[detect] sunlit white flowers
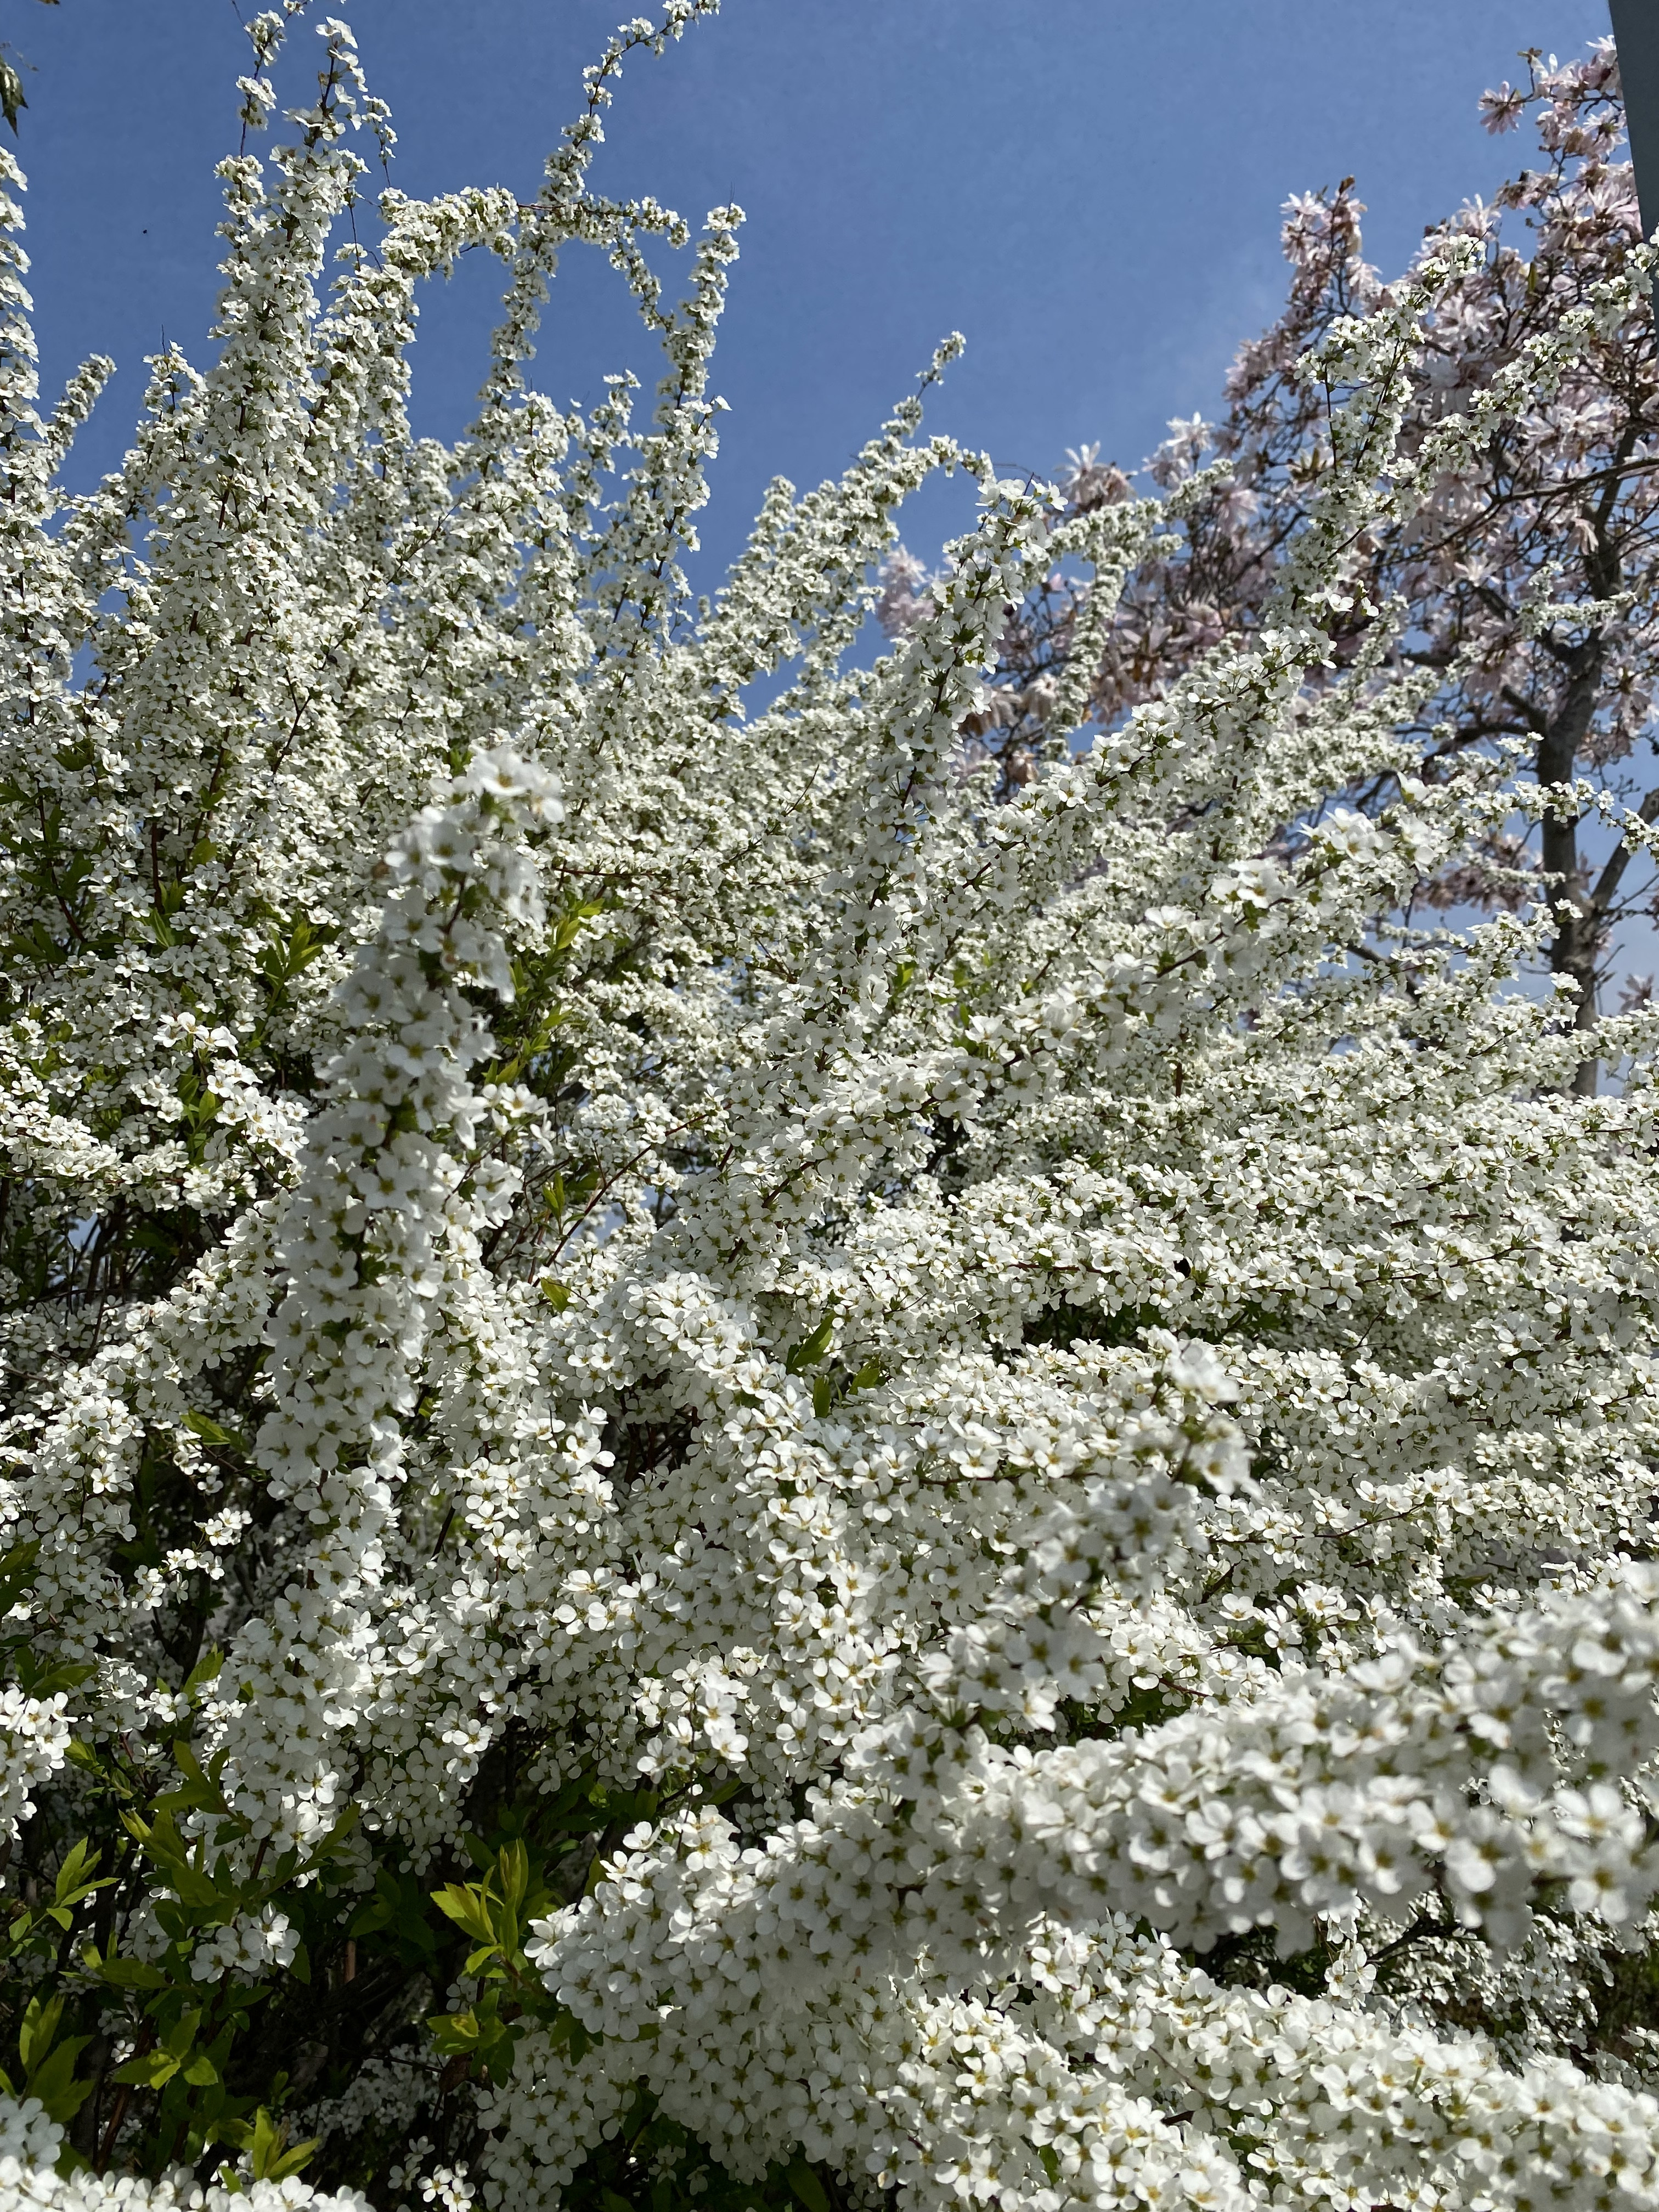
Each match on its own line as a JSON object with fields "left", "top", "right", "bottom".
{"left": 4, "top": 9, "right": 1659, "bottom": 2212}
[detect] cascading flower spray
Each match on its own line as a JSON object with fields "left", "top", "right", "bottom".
{"left": 3, "top": 12, "right": 1659, "bottom": 2212}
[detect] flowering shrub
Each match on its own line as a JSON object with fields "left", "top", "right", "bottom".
{"left": 5, "top": 9, "right": 1659, "bottom": 2212}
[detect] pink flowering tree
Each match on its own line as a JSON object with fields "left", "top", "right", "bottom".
{"left": 901, "top": 42, "right": 1659, "bottom": 1090}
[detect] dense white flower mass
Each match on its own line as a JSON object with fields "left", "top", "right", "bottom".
{"left": 4, "top": 8, "right": 1659, "bottom": 2212}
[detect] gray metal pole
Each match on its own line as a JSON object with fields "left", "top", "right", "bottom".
{"left": 1611, "top": 0, "right": 1659, "bottom": 238}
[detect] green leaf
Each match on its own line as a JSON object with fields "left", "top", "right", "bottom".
{"left": 546, "top": 2005, "right": 600, "bottom": 2062}
{"left": 786, "top": 2156, "right": 831, "bottom": 2212}
{"left": 250, "top": 2108, "right": 279, "bottom": 2179}
{"left": 346, "top": 1888, "right": 393, "bottom": 1938}
{"left": 161, "top": 1859, "right": 225, "bottom": 1912}
{"left": 313, "top": 1802, "right": 359, "bottom": 1856}
{"left": 112, "top": 2047, "right": 180, "bottom": 2090}
{"left": 14, "top": 1656, "right": 92, "bottom": 1700}
{"left": 243, "top": 2105, "right": 318, "bottom": 2182}
{"left": 183, "top": 1647, "right": 225, "bottom": 1697}
{"left": 431, "top": 1881, "right": 497, "bottom": 1947}
{"left": 427, "top": 2007, "right": 483, "bottom": 2054}
{"left": 496, "top": 1838, "right": 529, "bottom": 1915}
{"left": 553, "top": 896, "right": 605, "bottom": 953}
{"left": 150, "top": 1740, "right": 229, "bottom": 1819}
{"left": 184, "top": 1412, "right": 241, "bottom": 1451}
{"left": 19, "top": 1993, "right": 62, "bottom": 2072}
{"left": 127, "top": 1810, "right": 231, "bottom": 1909}
{"left": 1038, "top": 2145, "right": 1060, "bottom": 2186}
{"left": 350, "top": 1865, "right": 437, "bottom": 1963}
{"left": 540, "top": 1279, "right": 571, "bottom": 1312}
{"left": 0, "top": 1538, "right": 39, "bottom": 1609}
{"left": 97, "top": 1956, "right": 170, "bottom": 1990}
{"left": 266, "top": 2140, "right": 321, "bottom": 2184}
{"left": 25, "top": 2037, "right": 93, "bottom": 2124}
{"left": 785, "top": 1311, "right": 835, "bottom": 1375}
{"left": 53, "top": 1838, "right": 105, "bottom": 1908}
{"left": 811, "top": 1374, "right": 833, "bottom": 1419}
{"left": 541, "top": 1166, "right": 600, "bottom": 1222}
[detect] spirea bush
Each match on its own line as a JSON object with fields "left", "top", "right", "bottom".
{"left": 6, "top": 8, "right": 1659, "bottom": 2211}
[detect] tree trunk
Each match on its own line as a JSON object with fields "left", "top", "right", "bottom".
{"left": 1536, "top": 637, "right": 1606, "bottom": 1095}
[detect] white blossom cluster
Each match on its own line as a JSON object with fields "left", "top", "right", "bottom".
{"left": 2, "top": 2080, "right": 366, "bottom": 2210}
{"left": 5, "top": 7, "right": 1659, "bottom": 2209}
{"left": 1, "top": 2096, "right": 69, "bottom": 2183}
{"left": 3, "top": 2160, "right": 369, "bottom": 2212}
{"left": 0, "top": 1686, "right": 69, "bottom": 1840}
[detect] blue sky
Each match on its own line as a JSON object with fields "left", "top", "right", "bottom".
{"left": 16, "top": 0, "right": 1613, "bottom": 579}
